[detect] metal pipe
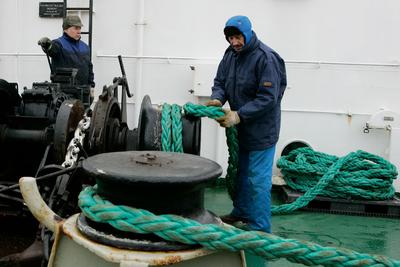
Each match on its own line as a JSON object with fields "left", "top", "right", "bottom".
{"left": 281, "top": 108, "right": 371, "bottom": 117}
{"left": 0, "top": 166, "right": 76, "bottom": 194}
{"left": 19, "top": 177, "right": 61, "bottom": 232}
{"left": 133, "top": 0, "right": 146, "bottom": 126}
{"left": 95, "top": 54, "right": 400, "bottom": 68}
{"left": 0, "top": 193, "right": 24, "bottom": 203}
{"left": 1, "top": 52, "right": 399, "bottom": 68}
{"left": 15, "top": 0, "right": 20, "bottom": 82}
{"left": 0, "top": 53, "right": 45, "bottom": 57}
{"left": 89, "top": 0, "right": 93, "bottom": 60}
{"left": 285, "top": 60, "right": 400, "bottom": 68}
{"left": 97, "top": 54, "right": 218, "bottom": 62}
{"left": 1, "top": 128, "right": 48, "bottom": 145}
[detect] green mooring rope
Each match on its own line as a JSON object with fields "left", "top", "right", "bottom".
{"left": 162, "top": 103, "right": 239, "bottom": 198}
{"left": 161, "top": 103, "right": 184, "bottom": 152}
{"left": 272, "top": 147, "right": 398, "bottom": 214}
{"left": 78, "top": 186, "right": 400, "bottom": 267}
{"left": 161, "top": 103, "right": 398, "bottom": 215}
{"left": 77, "top": 103, "right": 400, "bottom": 266}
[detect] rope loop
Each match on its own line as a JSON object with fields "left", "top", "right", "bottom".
{"left": 161, "top": 103, "right": 239, "bottom": 199}
{"left": 161, "top": 103, "right": 172, "bottom": 152}
{"left": 272, "top": 147, "right": 398, "bottom": 214}
{"left": 78, "top": 186, "right": 400, "bottom": 267}
{"left": 171, "top": 104, "right": 183, "bottom": 152}
{"left": 161, "top": 103, "right": 399, "bottom": 211}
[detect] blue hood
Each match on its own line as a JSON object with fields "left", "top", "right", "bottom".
{"left": 224, "top": 15, "right": 253, "bottom": 45}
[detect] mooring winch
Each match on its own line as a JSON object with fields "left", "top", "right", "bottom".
{"left": 0, "top": 57, "right": 201, "bottom": 214}
{"left": 0, "top": 55, "right": 202, "bottom": 265}
{"left": 0, "top": 72, "right": 86, "bottom": 183}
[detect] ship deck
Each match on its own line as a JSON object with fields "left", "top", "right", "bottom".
{"left": 204, "top": 185, "right": 400, "bottom": 266}
{"left": 1, "top": 185, "right": 399, "bottom": 266}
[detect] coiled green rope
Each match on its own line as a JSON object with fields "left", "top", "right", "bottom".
{"left": 161, "top": 102, "right": 399, "bottom": 216}
{"left": 161, "top": 103, "right": 398, "bottom": 214}
{"left": 161, "top": 103, "right": 184, "bottom": 152}
{"left": 272, "top": 147, "right": 398, "bottom": 214}
{"left": 78, "top": 186, "right": 400, "bottom": 267}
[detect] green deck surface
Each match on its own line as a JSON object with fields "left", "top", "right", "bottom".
{"left": 204, "top": 186, "right": 400, "bottom": 266}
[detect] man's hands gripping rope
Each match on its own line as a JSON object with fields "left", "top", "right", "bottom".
{"left": 205, "top": 99, "right": 240, "bottom": 128}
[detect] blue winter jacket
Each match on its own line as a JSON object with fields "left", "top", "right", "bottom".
{"left": 211, "top": 32, "right": 287, "bottom": 150}
{"left": 48, "top": 32, "right": 95, "bottom": 87}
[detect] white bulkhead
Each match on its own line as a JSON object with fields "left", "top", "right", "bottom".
{"left": 1, "top": 0, "right": 400, "bottom": 190}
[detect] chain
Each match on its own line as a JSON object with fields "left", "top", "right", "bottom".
{"left": 62, "top": 114, "right": 91, "bottom": 168}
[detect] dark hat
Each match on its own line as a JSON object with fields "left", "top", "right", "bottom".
{"left": 224, "top": 26, "right": 242, "bottom": 38}
{"left": 62, "top": 15, "right": 83, "bottom": 30}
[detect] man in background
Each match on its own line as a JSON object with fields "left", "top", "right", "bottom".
{"left": 38, "top": 15, "right": 95, "bottom": 88}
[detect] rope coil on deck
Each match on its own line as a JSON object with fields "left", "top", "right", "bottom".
{"left": 78, "top": 186, "right": 400, "bottom": 267}
{"left": 161, "top": 103, "right": 398, "bottom": 214}
{"left": 273, "top": 147, "right": 398, "bottom": 214}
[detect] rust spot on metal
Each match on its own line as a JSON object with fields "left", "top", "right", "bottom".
{"left": 347, "top": 114, "right": 352, "bottom": 124}
{"left": 54, "top": 214, "right": 63, "bottom": 222}
{"left": 151, "top": 255, "right": 183, "bottom": 266}
{"left": 62, "top": 227, "right": 73, "bottom": 239}
{"left": 135, "top": 153, "right": 161, "bottom": 166}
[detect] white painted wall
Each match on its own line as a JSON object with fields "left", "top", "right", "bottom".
{"left": 1, "top": 0, "right": 400, "bottom": 189}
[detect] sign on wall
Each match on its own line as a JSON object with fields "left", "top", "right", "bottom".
{"left": 39, "top": 2, "right": 64, "bottom": 18}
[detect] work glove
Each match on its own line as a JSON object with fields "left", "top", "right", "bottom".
{"left": 205, "top": 99, "right": 222, "bottom": 107}
{"left": 216, "top": 109, "right": 240, "bottom": 128}
{"left": 38, "top": 37, "right": 52, "bottom": 52}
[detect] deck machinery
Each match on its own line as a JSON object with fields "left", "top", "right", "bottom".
{"left": 0, "top": 56, "right": 201, "bottom": 265}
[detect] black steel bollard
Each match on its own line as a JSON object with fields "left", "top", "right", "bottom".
{"left": 78, "top": 151, "right": 222, "bottom": 251}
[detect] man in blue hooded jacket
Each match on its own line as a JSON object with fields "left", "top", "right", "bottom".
{"left": 207, "top": 15, "right": 286, "bottom": 233}
{"left": 38, "top": 15, "right": 95, "bottom": 87}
